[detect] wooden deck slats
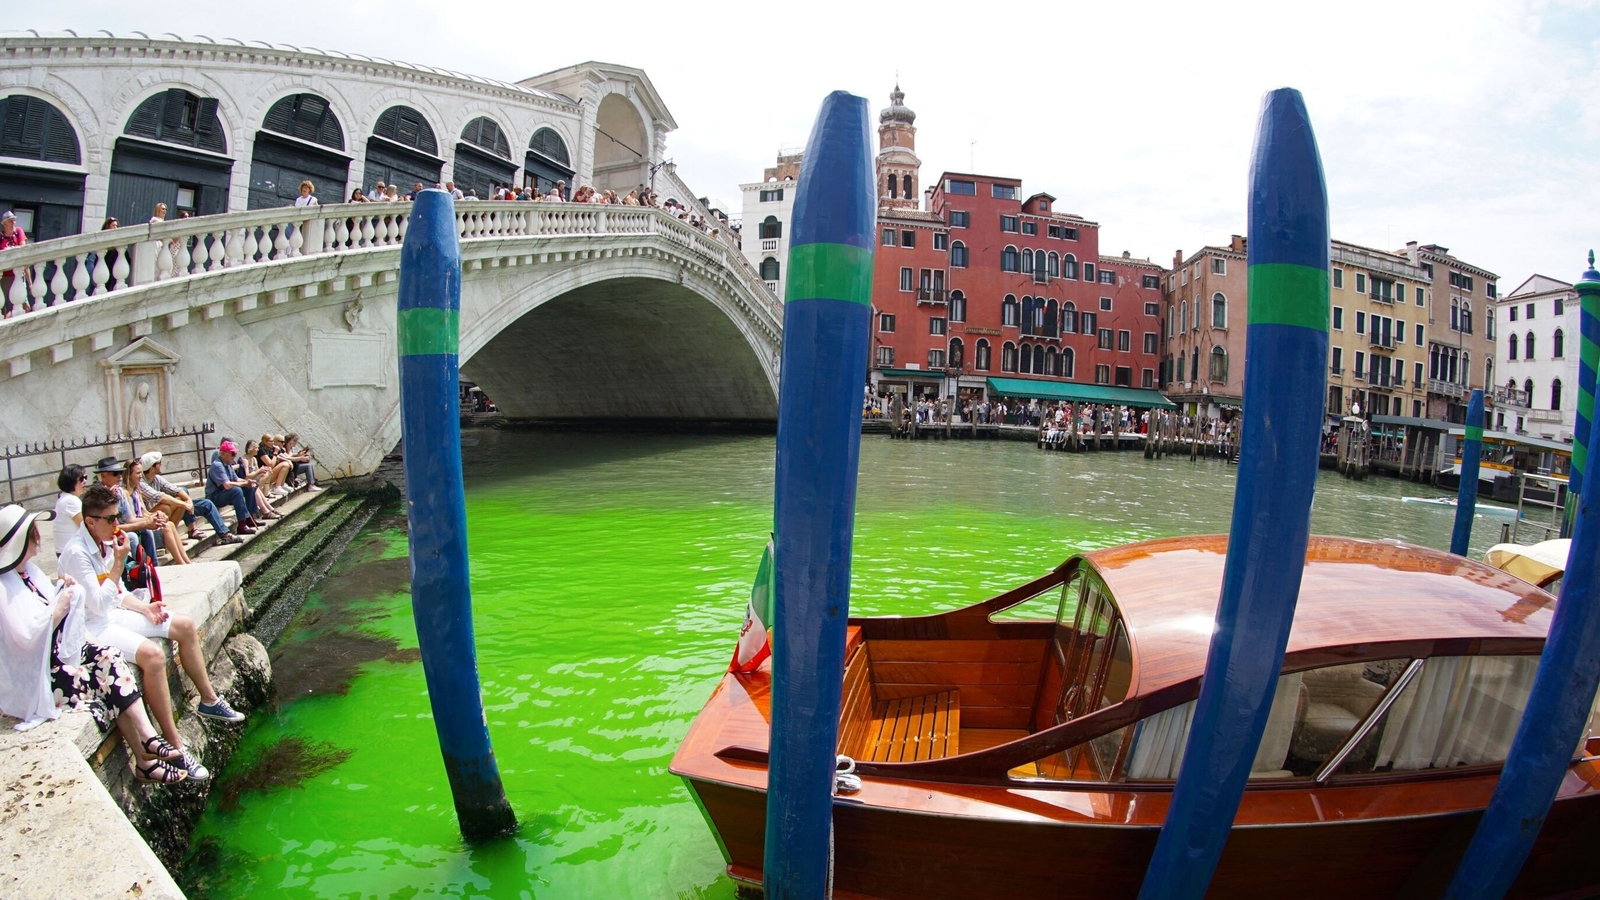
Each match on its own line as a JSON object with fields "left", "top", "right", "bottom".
{"left": 838, "top": 642, "right": 876, "bottom": 757}
{"left": 868, "top": 639, "right": 1049, "bottom": 663}
{"left": 863, "top": 691, "right": 961, "bottom": 763}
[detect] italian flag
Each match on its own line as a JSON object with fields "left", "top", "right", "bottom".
{"left": 730, "top": 536, "right": 775, "bottom": 673}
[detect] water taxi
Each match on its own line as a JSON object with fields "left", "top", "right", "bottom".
{"left": 672, "top": 535, "right": 1600, "bottom": 899}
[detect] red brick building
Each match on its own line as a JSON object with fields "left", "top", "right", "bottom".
{"left": 866, "top": 89, "right": 1165, "bottom": 407}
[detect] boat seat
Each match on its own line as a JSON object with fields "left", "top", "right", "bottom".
{"left": 1291, "top": 667, "right": 1386, "bottom": 762}
{"left": 863, "top": 691, "right": 961, "bottom": 763}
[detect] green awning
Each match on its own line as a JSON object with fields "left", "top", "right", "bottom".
{"left": 877, "top": 367, "right": 944, "bottom": 380}
{"left": 985, "top": 377, "right": 1176, "bottom": 409}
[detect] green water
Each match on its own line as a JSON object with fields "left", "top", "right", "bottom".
{"left": 184, "top": 431, "right": 1504, "bottom": 899}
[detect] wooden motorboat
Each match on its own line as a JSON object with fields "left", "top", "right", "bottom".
{"left": 671, "top": 535, "right": 1600, "bottom": 899}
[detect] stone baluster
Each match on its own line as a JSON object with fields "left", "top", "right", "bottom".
{"left": 92, "top": 249, "right": 111, "bottom": 294}
{"left": 334, "top": 216, "right": 350, "bottom": 251}
{"left": 397, "top": 213, "right": 408, "bottom": 243}
{"left": 209, "top": 231, "right": 227, "bottom": 271}
{"left": 6, "top": 269, "right": 28, "bottom": 311}
{"left": 47, "top": 257, "right": 68, "bottom": 306}
{"left": 188, "top": 233, "right": 208, "bottom": 276}
{"left": 111, "top": 245, "right": 130, "bottom": 290}
{"left": 323, "top": 218, "right": 339, "bottom": 252}
{"left": 289, "top": 221, "right": 305, "bottom": 257}
{"left": 70, "top": 251, "right": 91, "bottom": 301}
{"left": 175, "top": 236, "right": 192, "bottom": 276}
{"left": 242, "top": 227, "right": 259, "bottom": 264}
{"left": 272, "top": 225, "right": 290, "bottom": 260}
{"left": 154, "top": 240, "right": 173, "bottom": 281}
{"left": 357, "top": 216, "right": 373, "bottom": 247}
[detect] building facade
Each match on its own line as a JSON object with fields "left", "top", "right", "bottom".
{"left": 1163, "top": 238, "right": 1248, "bottom": 420}
{"left": 0, "top": 32, "right": 697, "bottom": 241}
{"left": 1494, "top": 274, "right": 1578, "bottom": 440}
{"left": 738, "top": 150, "right": 801, "bottom": 298}
{"left": 1404, "top": 242, "right": 1499, "bottom": 423}
{"left": 1326, "top": 241, "right": 1433, "bottom": 421}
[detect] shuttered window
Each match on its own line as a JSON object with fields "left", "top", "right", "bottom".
{"left": 0, "top": 95, "right": 81, "bottom": 164}
{"left": 261, "top": 94, "right": 344, "bottom": 150}
{"left": 124, "top": 90, "right": 226, "bottom": 154}
{"left": 372, "top": 106, "right": 439, "bottom": 156}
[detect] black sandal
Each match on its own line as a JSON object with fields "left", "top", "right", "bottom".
{"left": 140, "top": 736, "right": 183, "bottom": 762}
{"left": 134, "top": 758, "right": 188, "bottom": 784}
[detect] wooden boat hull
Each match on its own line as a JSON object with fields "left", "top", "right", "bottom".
{"left": 685, "top": 775, "right": 1600, "bottom": 900}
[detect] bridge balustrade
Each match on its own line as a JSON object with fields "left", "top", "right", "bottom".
{"left": 0, "top": 202, "right": 778, "bottom": 324}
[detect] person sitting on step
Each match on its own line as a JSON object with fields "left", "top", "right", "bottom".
{"left": 0, "top": 505, "right": 190, "bottom": 784}
{"left": 138, "top": 452, "right": 241, "bottom": 545}
{"left": 238, "top": 441, "right": 283, "bottom": 520}
{"left": 122, "top": 458, "right": 191, "bottom": 565}
{"left": 280, "top": 433, "right": 322, "bottom": 493}
{"left": 57, "top": 484, "right": 246, "bottom": 781}
{"left": 206, "top": 440, "right": 260, "bottom": 535}
{"left": 95, "top": 457, "right": 160, "bottom": 565}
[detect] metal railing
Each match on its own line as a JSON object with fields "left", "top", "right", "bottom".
{"left": 1493, "top": 386, "right": 1531, "bottom": 407}
{"left": 2, "top": 424, "right": 214, "bottom": 510}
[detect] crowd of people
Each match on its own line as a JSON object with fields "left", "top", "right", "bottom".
{"left": 867, "top": 391, "right": 1239, "bottom": 450}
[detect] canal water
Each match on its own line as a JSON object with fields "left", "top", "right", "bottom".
{"left": 182, "top": 430, "right": 1508, "bottom": 899}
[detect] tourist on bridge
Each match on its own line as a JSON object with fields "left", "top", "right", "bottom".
{"left": 1, "top": 210, "right": 30, "bottom": 317}
{"left": 137, "top": 453, "right": 240, "bottom": 546}
{"left": 293, "top": 180, "right": 318, "bottom": 208}
{"left": 206, "top": 440, "right": 261, "bottom": 536}
{"left": 0, "top": 505, "right": 195, "bottom": 783}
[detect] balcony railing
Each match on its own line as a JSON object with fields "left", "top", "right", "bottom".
{"left": 1493, "top": 386, "right": 1531, "bottom": 407}
{"left": 760, "top": 238, "right": 778, "bottom": 251}
{"left": 916, "top": 288, "right": 948, "bottom": 305}
{"left": 1428, "top": 379, "right": 1468, "bottom": 399}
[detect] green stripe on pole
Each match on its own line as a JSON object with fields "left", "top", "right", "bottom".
{"left": 1467, "top": 425, "right": 1483, "bottom": 442}
{"left": 1577, "top": 328, "right": 1600, "bottom": 480}
{"left": 785, "top": 242, "right": 873, "bottom": 305}
{"left": 398, "top": 307, "right": 460, "bottom": 356}
{"left": 1247, "top": 263, "right": 1330, "bottom": 331}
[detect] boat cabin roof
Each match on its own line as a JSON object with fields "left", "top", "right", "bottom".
{"left": 1085, "top": 535, "right": 1554, "bottom": 699}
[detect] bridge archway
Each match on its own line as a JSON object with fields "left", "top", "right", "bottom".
{"left": 593, "top": 92, "right": 648, "bottom": 194}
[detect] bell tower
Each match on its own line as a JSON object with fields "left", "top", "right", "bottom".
{"left": 877, "top": 84, "right": 921, "bottom": 211}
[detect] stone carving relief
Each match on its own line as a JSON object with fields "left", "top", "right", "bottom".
{"left": 101, "top": 337, "right": 180, "bottom": 437}
{"left": 343, "top": 293, "right": 365, "bottom": 331}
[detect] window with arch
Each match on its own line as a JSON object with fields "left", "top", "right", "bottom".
{"left": 1034, "top": 250, "right": 1048, "bottom": 282}
{"left": 1062, "top": 301, "right": 1078, "bottom": 334}
{"left": 1212, "top": 292, "right": 1227, "bottom": 329}
{"left": 1554, "top": 328, "right": 1566, "bottom": 358}
{"left": 1553, "top": 378, "right": 1564, "bottom": 411}
{"left": 1063, "top": 347, "right": 1076, "bottom": 379}
{"left": 1062, "top": 254, "right": 1078, "bottom": 280}
{"left": 125, "top": 88, "right": 226, "bottom": 153}
{"left": 1209, "top": 346, "right": 1228, "bottom": 383}
{"left": 529, "top": 127, "right": 570, "bottom": 166}
{"left": 1525, "top": 378, "right": 1535, "bottom": 401}
{"left": 887, "top": 173, "right": 898, "bottom": 199}
{"left": 0, "top": 95, "right": 82, "bottom": 164}
{"left": 1048, "top": 251, "right": 1059, "bottom": 278}
{"left": 1525, "top": 331, "right": 1536, "bottom": 360}
{"left": 1179, "top": 301, "right": 1188, "bottom": 333}
{"left": 759, "top": 216, "right": 782, "bottom": 240}
{"left": 949, "top": 290, "right": 967, "bottom": 323}
{"left": 1021, "top": 297, "right": 1036, "bottom": 336}
{"left": 1045, "top": 347, "right": 1059, "bottom": 377}
{"left": 1191, "top": 348, "right": 1200, "bottom": 382}
{"left": 951, "top": 241, "right": 968, "bottom": 268}
{"left": 1486, "top": 359, "right": 1494, "bottom": 393}
{"left": 949, "top": 337, "right": 965, "bottom": 369}
{"left": 1508, "top": 333, "right": 1519, "bottom": 360}
{"left": 1003, "top": 246, "right": 1021, "bottom": 273}
{"left": 262, "top": 93, "right": 344, "bottom": 149}
{"left": 760, "top": 257, "right": 780, "bottom": 281}
{"left": 903, "top": 174, "right": 913, "bottom": 196}
{"left": 1045, "top": 299, "right": 1059, "bottom": 337}
{"left": 1033, "top": 345, "right": 1047, "bottom": 375}
{"left": 373, "top": 105, "right": 439, "bottom": 155}
{"left": 976, "top": 339, "right": 992, "bottom": 371}
{"left": 1002, "top": 295, "right": 1021, "bottom": 327}
{"left": 1020, "top": 342, "right": 1034, "bottom": 374}
{"left": 1002, "top": 341, "right": 1019, "bottom": 372}
{"left": 461, "top": 116, "right": 512, "bottom": 159}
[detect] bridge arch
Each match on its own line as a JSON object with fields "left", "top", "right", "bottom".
{"left": 593, "top": 91, "right": 650, "bottom": 193}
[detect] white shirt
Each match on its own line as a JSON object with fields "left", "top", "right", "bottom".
{"left": 52, "top": 493, "right": 80, "bottom": 552}
{"left": 0, "top": 560, "right": 86, "bottom": 730}
{"left": 56, "top": 525, "right": 127, "bottom": 638}
{"left": 293, "top": 194, "right": 318, "bottom": 207}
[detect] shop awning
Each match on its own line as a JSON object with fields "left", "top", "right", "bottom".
{"left": 877, "top": 367, "right": 945, "bottom": 380}
{"left": 985, "top": 377, "right": 1176, "bottom": 409}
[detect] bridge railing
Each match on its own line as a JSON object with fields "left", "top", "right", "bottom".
{"left": 0, "top": 202, "right": 782, "bottom": 326}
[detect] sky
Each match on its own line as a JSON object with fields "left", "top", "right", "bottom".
{"left": 30, "top": 0, "right": 1600, "bottom": 286}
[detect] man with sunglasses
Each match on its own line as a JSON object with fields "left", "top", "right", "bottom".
{"left": 57, "top": 484, "right": 245, "bottom": 781}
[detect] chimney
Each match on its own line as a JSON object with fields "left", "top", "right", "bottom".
{"left": 1230, "top": 234, "right": 1246, "bottom": 253}
{"left": 1174, "top": 250, "right": 1184, "bottom": 268}
{"left": 1122, "top": 250, "right": 1131, "bottom": 258}
{"left": 1404, "top": 241, "right": 1419, "bottom": 264}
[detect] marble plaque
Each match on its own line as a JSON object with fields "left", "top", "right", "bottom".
{"left": 309, "top": 330, "right": 388, "bottom": 389}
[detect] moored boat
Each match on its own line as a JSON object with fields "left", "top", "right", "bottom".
{"left": 671, "top": 534, "right": 1600, "bottom": 899}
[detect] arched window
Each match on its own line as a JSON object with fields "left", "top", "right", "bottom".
{"left": 372, "top": 105, "right": 439, "bottom": 155}
{"left": 529, "top": 128, "right": 570, "bottom": 166}
{"left": 1508, "top": 333, "right": 1519, "bottom": 360}
{"left": 1020, "top": 341, "right": 1034, "bottom": 374}
{"left": 1180, "top": 301, "right": 1188, "bottom": 333}
{"left": 461, "top": 117, "right": 512, "bottom": 159}
{"left": 1212, "top": 292, "right": 1227, "bottom": 329}
{"left": 1191, "top": 348, "right": 1200, "bottom": 382}
{"left": 759, "top": 216, "right": 782, "bottom": 239}
{"left": 760, "top": 256, "right": 780, "bottom": 281}
{"left": 1525, "top": 378, "right": 1535, "bottom": 401}
{"left": 1035, "top": 249, "right": 1047, "bottom": 281}
{"left": 1002, "top": 295, "right": 1020, "bottom": 327}
{"left": 0, "top": 95, "right": 82, "bottom": 164}
{"left": 949, "top": 337, "right": 964, "bottom": 368}
{"left": 1033, "top": 345, "right": 1047, "bottom": 375}
{"left": 1015, "top": 246, "right": 1029, "bottom": 273}
{"left": 1061, "top": 301, "right": 1077, "bottom": 334}
{"left": 1062, "top": 254, "right": 1078, "bottom": 280}
{"left": 887, "top": 173, "right": 898, "bottom": 199}
{"left": 1554, "top": 328, "right": 1565, "bottom": 358}
{"left": 125, "top": 88, "right": 226, "bottom": 153}
{"left": 951, "top": 241, "right": 968, "bottom": 268}
{"left": 1002, "top": 341, "right": 1018, "bottom": 372}
{"left": 949, "top": 290, "right": 967, "bottom": 322}
{"left": 1485, "top": 358, "right": 1494, "bottom": 392}
{"left": 1063, "top": 347, "right": 1075, "bottom": 379}
{"left": 1045, "top": 347, "right": 1059, "bottom": 377}
{"left": 1209, "top": 346, "right": 1228, "bottom": 383}
{"left": 1045, "top": 299, "right": 1059, "bottom": 337}
{"left": 903, "top": 174, "right": 913, "bottom": 196}
{"left": 262, "top": 93, "right": 344, "bottom": 149}
{"left": 1525, "top": 331, "right": 1536, "bottom": 360}
{"left": 1553, "top": 378, "right": 1564, "bottom": 411}
{"left": 1048, "top": 251, "right": 1059, "bottom": 278}
{"left": 976, "top": 339, "right": 992, "bottom": 371}
{"left": 1021, "top": 296, "right": 1036, "bottom": 336}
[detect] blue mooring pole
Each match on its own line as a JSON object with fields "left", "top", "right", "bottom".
{"left": 397, "top": 189, "right": 517, "bottom": 840}
{"left": 1441, "top": 405, "right": 1600, "bottom": 897}
{"left": 1137, "top": 87, "right": 1329, "bottom": 900}
{"left": 1450, "top": 389, "right": 1486, "bottom": 556}
{"left": 762, "top": 91, "right": 875, "bottom": 900}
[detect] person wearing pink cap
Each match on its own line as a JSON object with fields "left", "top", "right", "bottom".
{"left": 205, "top": 440, "right": 260, "bottom": 535}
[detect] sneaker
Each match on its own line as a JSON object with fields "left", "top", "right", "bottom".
{"left": 179, "top": 747, "right": 211, "bottom": 781}
{"left": 197, "top": 698, "right": 246, "bottom": 724}
{"left": 217, "top": 533, "right": 244, "bottom": 545}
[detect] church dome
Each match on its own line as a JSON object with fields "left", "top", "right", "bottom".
{"left": 879, "top": 85, "right": 915, "bottom": 126}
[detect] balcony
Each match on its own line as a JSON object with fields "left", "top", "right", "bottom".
{"left": 917, "top": 288, "right": 948, "bottom": 305}
{"left": 1493, "top": 385, "right": 1531, "bottom": 408}
{"left": 760, "top": 238, "right": 778, "bottom": 251}
{"left": 1428, "top": 379, "right": 1467, "bottom": 399}
{"left": 1329, "top": 365, "right": 1343, "bottom": 376}
{"left": 1368, "top": 331, "right": 1397, "bottom": 350}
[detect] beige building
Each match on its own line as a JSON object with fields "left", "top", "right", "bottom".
{"left": 1326, "top": 241, "right": 1433, "bottom": 421}
{"left": 1163, "top": 236, "right": 1248, "bottom": 419}
{"left": 1403, "top": 242, "right": 1499, "bottom": 423}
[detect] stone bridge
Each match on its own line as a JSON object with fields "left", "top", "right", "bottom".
{"left": 0, "top": 201, "right": 783, "bottom": 477}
